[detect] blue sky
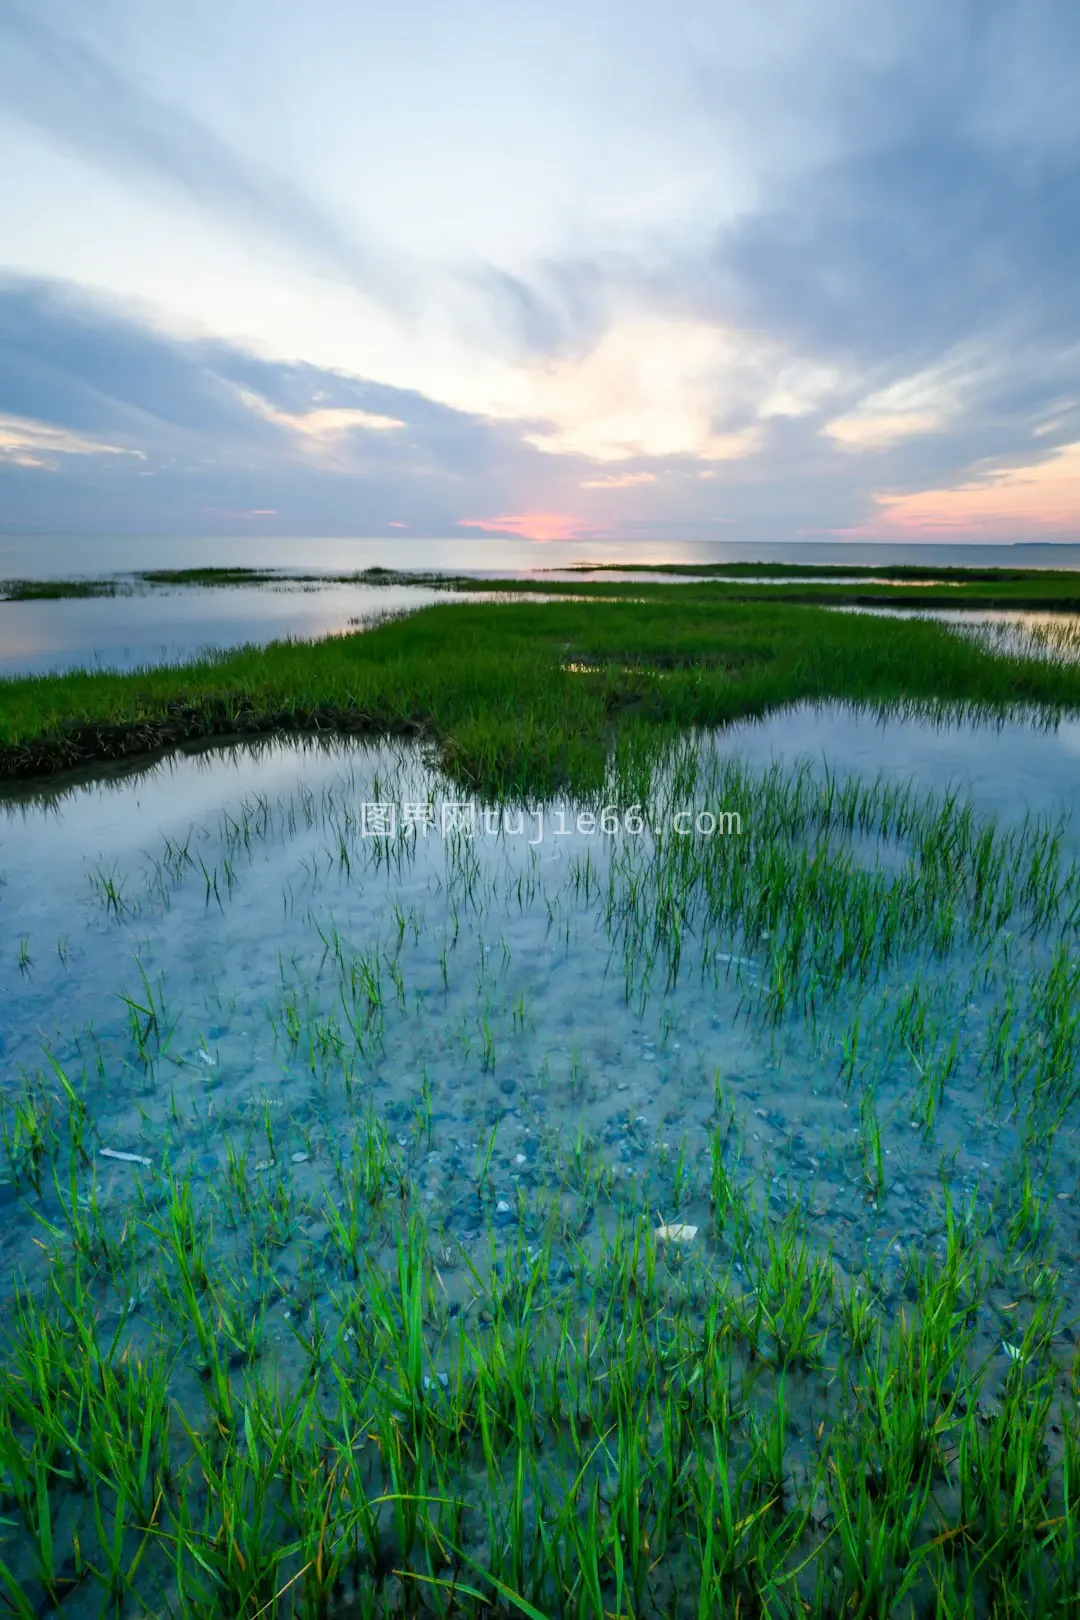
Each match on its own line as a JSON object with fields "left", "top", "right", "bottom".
{"left": 1, "top": 0, "right": 1078, "bottom": 543}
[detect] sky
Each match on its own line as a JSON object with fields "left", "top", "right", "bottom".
{"left": 1, "top": 0, "right": 1078, "bottom": 546}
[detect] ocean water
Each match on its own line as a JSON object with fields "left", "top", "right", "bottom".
{"left": 4, "top": 533, "right": 1080, "bottom": 580}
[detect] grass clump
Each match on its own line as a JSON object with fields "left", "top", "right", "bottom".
{"left": 0, "top": 578, "right": 126, "bottom": 601}
{"left": 0, "top": 1120, "right": 1076, "bottom": 1617}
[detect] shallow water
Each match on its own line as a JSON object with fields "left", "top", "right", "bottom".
{"left": 829, "top": 603, "right": 1080, "bottom": 670}
{"left": 0, "top": 579, "right": 683, "bottom": 676}
{"left": 3, "top": 705, "right": 1080, "bottom": 1608}
{"left": 3, "top": 706, "right": 1079, "bottom": 1260}
{"left": 705, "top": 700, "right": 1080, "bottom": 838}
{"left": 0, "top": 581, "right": 468, "bottom": 676}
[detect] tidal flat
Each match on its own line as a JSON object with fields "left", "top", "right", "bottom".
{"left": 2, "top": 595, "right": 1080, "bottom": 1617}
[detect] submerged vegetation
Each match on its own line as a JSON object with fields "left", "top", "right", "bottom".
{"left": 1, "top": 724, "right": 1080, "bottom": 1616}
{"left": 3, "top": 582, "right": 1080, "bottom": 1614}
{"left": 134, "top": 567, "right": 471, "bottom": 590}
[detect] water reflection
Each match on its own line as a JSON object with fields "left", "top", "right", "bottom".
{"left": 0, "top": 583, "right": 467, "bottom": 676}
{"left": 830, "top": 604, "right": 1080, "bottom": 662}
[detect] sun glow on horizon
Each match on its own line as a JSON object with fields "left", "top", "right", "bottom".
{"left": 456, "top": 512, "right": 586, "bottom": 541}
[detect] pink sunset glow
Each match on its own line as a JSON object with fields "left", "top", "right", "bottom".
{"left": 457, "top": 513, "right": 586, "bottom": 542}
{"left": 834, "top": 442, "right": 1080, "bottom": 543}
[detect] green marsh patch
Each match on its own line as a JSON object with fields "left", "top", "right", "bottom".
{"left": 4, "top": 596, "right": 1080, "bottom": 791}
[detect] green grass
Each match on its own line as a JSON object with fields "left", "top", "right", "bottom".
{"left": 0, "top": 1059, "right": 1076, "bottom": 1617}
{"left": 3, "top": 593, "right": 1080, "bottom": 791}
{"left": 564, "top": 560, "right": 1080, "bottom": 581}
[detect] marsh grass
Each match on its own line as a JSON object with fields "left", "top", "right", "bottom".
{"left": 4, "top": 594, "right": 1080, "bottom": 792}
{"left": 10, "top": 561, "right": 1080, "bottom": 612}
{"left": 0, "top": 579, "right": 127, "bottom": 602}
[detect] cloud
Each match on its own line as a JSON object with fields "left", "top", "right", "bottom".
{"left": 240, "top": 399, "right": 405, "bottom": 439}
{"left": 711, "top": 124, "right": 1080, "bottom": 374}
{"left": 465, "top": 259, "right": 613, "bottom": 361}
{"left": 581, "top": 471, "right": 657, "bottom": 489}
{"left": 758, "top": 361, "right": 844, "bottom": 421}
{"left": 1, "top": 1, "right": 1077, "bottom": 557}
{"left": 0, "top": 413, "right": 146, "bottom": 469}
{"left": 235, "top": 391, "right": 406, "bottom": 467}
{"left": 0, "top": 276, "right": 303, "bottom": 452}
{"left": 0, "top": 275, "right": 561, "bottom": 532}
{"left": 822, "top": 346, "right": 995, "bottom": 450}
{"left": 1033, "top": 405, "right": 1078, "bottom": 439}
{"left": 512, "top": 316, "right": 775, "bottom": 463}
{"left": 3, "top": 275, "right": 708, "bottom": 541}
{"left": 826, "top": 412, "right": 941, "bottom": 451}
{"left": 0, "top": 2, "right": 408, "bottom": 307}
{"left": 867, "top": 440, "right": 1080, "bottom": 539}
{"left": 2, "top": 267, "right": 1078, "bottom": 546}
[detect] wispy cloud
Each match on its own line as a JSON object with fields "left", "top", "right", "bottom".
{"left": 0, "top": 413, "right": 146, "bottom": 469}
{"left": 0, "top": 3, "right": 410, "bottom": 307}
{"left": 236, "top": 391, "right": 406, "bottom": 466}
{"left": 823, "top": 348, "right": 992, "bottom": 451}
{"left": 867, "top": 440, "right": 1080, "bottom": 539}
{"left": 581, "top": 471, "right": 656, "bottom": 489}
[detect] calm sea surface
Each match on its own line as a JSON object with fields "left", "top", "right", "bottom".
{"left": 4, "top": 534, "right": 1080, "bottom": 579}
